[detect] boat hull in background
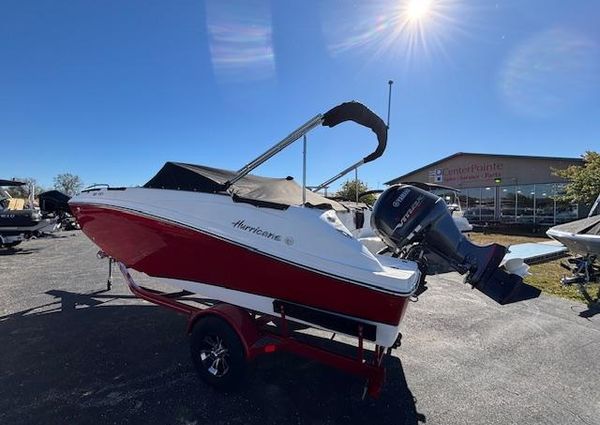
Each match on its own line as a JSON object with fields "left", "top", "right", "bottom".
{"left": 547, "top": 215, "right": 600, "bottom": 256}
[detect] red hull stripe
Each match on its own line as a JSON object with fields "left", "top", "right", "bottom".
{"left": 72, "top": 203, "right": 409, "bottom": 325}
{"left": 83, "top": 203, "right": 412, "bottom": 296}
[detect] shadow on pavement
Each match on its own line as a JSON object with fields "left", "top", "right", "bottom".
{"left": 0, "top": 247, "right": 41, "bottom": 256}
{"left": 579, "top": 302, "right": 600, "bottom": 318}
{"left": 37, "top": 233, "right": 70, "bottom": 240}
{"left": 0, "top": 290, "right": 425, "bottom": 425}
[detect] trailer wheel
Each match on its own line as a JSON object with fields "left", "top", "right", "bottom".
{"left": 190, "top": 316, "right": 247, "bottom": 390}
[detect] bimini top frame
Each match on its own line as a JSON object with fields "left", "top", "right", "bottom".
{"left": 225, "top": 102, "right": 388, "bottom": 192}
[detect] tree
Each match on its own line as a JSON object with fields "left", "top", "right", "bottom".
{"left": 54, "top": 173, "right": 83, "bottom": 196}
{"left": 553, "top": 151, "right": 600, "bottom": 204}
{"left": 335, "top": 179, "right": 377, "bottom": 205}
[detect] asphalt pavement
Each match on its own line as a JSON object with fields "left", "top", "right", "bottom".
{"left": 1, "top": 232, "right": 599, "bottom": 425}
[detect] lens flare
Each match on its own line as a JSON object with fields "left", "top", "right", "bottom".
{"left": 321, "top": 0, "right": 463, "bottom": 65}
{"left": 500, "top": 29, "right": 600, "bottom": 117}
{"left": 206, "top": 0, "right": 275, "bottom": 83}
{"left": 405, "top": 0, "right": 433, "bottom": 22}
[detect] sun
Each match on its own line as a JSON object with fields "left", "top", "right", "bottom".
{"left": 405, "top": 0, "right": 433, "bottom": 22}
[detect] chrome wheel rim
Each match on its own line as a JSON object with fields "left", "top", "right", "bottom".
{"left": 199, "top": 335, "right": 230, "bottom": 377}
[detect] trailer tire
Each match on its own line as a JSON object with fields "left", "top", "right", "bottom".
{"left": 190, "top": 316, "right": 246, "bottom": 390}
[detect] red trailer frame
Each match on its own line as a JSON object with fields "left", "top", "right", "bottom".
{"left": 116, "top": 261, "right": 391, "bottom": 398}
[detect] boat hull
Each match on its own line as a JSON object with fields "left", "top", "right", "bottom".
{"left": 547, "top": 215, "right": 600, "bottom": 256}
{"left": 72, "top": 203, "right": 412, "bottom": 346}
{"left": 546, "top": 229, "right": 600, "bottom": 256}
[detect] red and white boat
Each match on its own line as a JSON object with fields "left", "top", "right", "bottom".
{"left": 70, "top": 102, "right": 529, "bottom": 350}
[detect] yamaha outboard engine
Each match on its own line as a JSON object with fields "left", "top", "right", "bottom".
{"left": 371, "top": 185, "right": 531, "bottom": 304}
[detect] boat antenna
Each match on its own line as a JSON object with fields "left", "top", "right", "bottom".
{"left": 387, "top": 80, "right": 393, "bottom": 129}
{"left": 302, "top": 134, "right": 307, "bottom": 206}
{"left": 355, "top": 167, "right": 359, "bottom": 203}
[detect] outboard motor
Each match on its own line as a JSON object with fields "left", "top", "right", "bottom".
{"left": 371, "top": 184, "right": 533, "bottom": 304}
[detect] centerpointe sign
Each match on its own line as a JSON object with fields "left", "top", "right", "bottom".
{"left": 429, "top": 162, "right": 503, "bottom": 184}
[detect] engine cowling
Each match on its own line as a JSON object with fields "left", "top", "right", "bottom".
{"left": 371, "top": 185, "right": 535, "bottom": 304}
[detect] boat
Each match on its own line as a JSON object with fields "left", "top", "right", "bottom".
{"left": 70, "top": 101, "right": 535, "bottom": 393}
{"left": 39, "top": 190, "right": 80, "bottom": 230}
{"left": 547, "top": 194, "right": 600, "bottom": 257}
{"left": 70, "top": 101, "right": 531, "bottom": 339}
{"left": 547, "top": 194, "right": 600, "bottom": 301}
{"left": 0, "top": 179, "right": 59, "bottom": 248}
{"left": 39, "top": 190, "right": 71, "bottom": 215}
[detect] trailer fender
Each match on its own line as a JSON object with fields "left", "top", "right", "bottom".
{"left": 187, "top": 304, "right": 260, "bottom": 358}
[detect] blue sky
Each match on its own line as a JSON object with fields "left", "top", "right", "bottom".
{"left": 1, "top": 0, "right": 599, "bottom": 192}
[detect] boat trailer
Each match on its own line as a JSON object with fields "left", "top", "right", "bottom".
{"left": 103, "top": 253, "right": 397, "bottom": 398}
{"left": 561, "top": 254, "right": 600, "bottom": 307}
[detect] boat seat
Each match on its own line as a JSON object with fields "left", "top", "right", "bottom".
{"left": 7, "top": 198, "right": 25, "bottom": 210}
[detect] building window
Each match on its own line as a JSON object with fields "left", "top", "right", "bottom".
{"left": 481, "top": 187, "right": 495, "bottom": 220}
{"left": 500, "top": 186, "right": 516, "bottom": 221}
{"left": 535, "top": 183, "right": 555, "bottom": 225}
{"left": 516, "top": 185, "right": 535, "bottom": 223}
{"left": 436, "top": 183, "right": 578, "bottom": 225}
{"left": 458, "top": 191, "right": 468, "bottom": 215}
{"left": 463, "top": 187, "right": 481, "bottom": 221}
{"left": 554, "top": 183, "right": 578, "bottom": 223}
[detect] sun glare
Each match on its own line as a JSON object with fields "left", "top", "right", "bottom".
{"left": 406, "top": 0, "right": 433, "bottom": 22}
{"left": 323, "top": 0, "right": 461, "bottom": 65}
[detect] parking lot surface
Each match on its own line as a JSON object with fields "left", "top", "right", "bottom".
{"left": 1, "top": 232, "right": 599, "bottom": 424}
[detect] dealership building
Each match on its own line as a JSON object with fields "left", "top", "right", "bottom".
{"left": 385, "top": 152, "right": 585, "bottom": 226}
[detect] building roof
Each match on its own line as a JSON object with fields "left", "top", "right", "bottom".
{"left": 385, "top": 152, "right": 584, "bottom": 185}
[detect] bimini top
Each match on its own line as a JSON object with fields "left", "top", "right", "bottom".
{"left": 144, "top": 162, "right": 346, "bottom": 212}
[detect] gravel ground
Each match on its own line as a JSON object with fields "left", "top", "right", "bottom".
{"left": 1, "top": 232, "right": 599, "bottom": 425}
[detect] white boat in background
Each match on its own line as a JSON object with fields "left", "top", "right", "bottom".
{"left": 547, "top": 193, "right": 600, "bottom": 302}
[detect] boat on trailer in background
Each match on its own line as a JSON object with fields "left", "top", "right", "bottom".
{"left": 70, "top": 101, "right": 538, "bottom": 396}
{"left": 547, "top": 193, "right": 600, "bottom": 307}
{"left": 0, "top": 179, "right": 59, "bottom": 248}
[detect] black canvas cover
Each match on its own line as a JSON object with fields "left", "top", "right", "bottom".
{"left": 0, "top": 179, "right": 25, "bottom": 186}
{"left": 144, "top": 162, "right": 346, "bottom": 211}
{"left": 38, "top": 190, "right": 71, "bottom": 213}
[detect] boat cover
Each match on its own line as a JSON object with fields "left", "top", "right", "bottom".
{"left": 551, "top": 215, "right": 600, "bottom": 236}
{"left": 0, "top": 179, "right": 25, "bottom": 187}
{"left": 144, "top": 162, "right": 346, "bottom": 211}
{"left": 39, "top": 190, "right": 71, "bottom": 213}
